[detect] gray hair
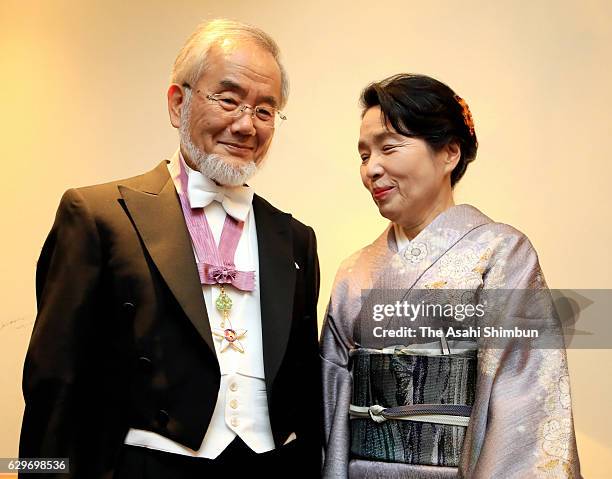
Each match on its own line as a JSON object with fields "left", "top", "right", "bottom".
{"left": 171, "top": 19, "right": 289, "bottom": 108}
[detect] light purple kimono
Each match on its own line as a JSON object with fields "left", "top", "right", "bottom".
{"left": 321, "top": 204, "right": 581, "bottom": 478}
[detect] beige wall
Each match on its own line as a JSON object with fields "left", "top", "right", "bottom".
{"left": 1, "top": 0, "right": 611, "bottom": 476}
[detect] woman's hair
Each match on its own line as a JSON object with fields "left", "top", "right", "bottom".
{"left": 360, "top": 74, "right": 478, "bottom": 186}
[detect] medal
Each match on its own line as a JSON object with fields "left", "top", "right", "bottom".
{"left": 175, "top": 158, "right": 255, "bottom": 354}
{"left": 212, "top": 326, "right": 247, "bottom": 353}
{"left": 212, "top": 284, "right": 247, "bottom": 353}
{"left": 215, "top": 285, "right": 233, "bottom": 328}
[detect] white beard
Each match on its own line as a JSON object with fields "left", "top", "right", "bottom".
{"left": 179, "top": 99, "right": 258, "bottom": 186}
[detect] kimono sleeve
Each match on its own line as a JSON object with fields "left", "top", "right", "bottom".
{"left": 20, "top": 188, "right": 103, "bottom": 475}
{"left": 320, "top": 274, "right": 355, "bottom": 479}
{"left": 459, "top": 233, "right": 582, "bottom": 478}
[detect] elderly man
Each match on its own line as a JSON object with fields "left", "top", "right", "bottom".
{"left": 20, "top": 19, "right": 321, "bottom": 478}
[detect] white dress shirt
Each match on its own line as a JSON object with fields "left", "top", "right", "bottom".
{"left": 123, "top": 151, "right": 275, "bottom": 458}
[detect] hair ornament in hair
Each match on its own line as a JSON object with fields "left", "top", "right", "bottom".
{"left": 454, "top": 94, "right": 475, "bottom": 137}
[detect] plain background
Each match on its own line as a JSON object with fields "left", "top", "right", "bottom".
{"left": 1, "top": 0, "right": 611, "bottom": 477}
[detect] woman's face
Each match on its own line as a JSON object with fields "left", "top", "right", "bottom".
{"left": 358, "top": 106, "right": 457, "bottom": 234}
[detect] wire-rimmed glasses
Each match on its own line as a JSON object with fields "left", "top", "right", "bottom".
{"left": 183, "top": 84, "right": 286, "bottom": 128}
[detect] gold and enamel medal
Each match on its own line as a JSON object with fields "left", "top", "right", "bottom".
{"left": 212, "top": 285, "right": 247, "bottom": 353}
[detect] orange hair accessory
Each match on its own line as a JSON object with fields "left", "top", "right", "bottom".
{"left": 454, "top": 94, "right": 475, "bottom": 137}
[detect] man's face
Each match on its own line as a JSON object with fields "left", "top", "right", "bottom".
{"left": 176, "top": 40, "right": 282, "bottom": 171}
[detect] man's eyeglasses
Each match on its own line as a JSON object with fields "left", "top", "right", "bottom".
{"left": 182, "top": 84, "right": 286, "bottom": 128}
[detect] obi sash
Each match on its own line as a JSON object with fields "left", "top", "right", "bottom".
{"left": 349, "top": 340, "right": 477, "bottom": 467}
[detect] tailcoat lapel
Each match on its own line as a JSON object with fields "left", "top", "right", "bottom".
{"left": 253, "top": 195, "right": 295, "bottom": 391}
{"left": 118, "top": 161, "right": 216, "bottom": 355}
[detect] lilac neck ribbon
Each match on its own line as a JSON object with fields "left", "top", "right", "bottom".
{"left": 175, "top": 159, "right": 255, "bottom": 292}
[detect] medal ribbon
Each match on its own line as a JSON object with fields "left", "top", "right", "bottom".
{"left": 175, "top": 159, "right": 255, "bottom": 292}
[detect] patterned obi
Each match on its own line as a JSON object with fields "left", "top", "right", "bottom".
{"left": 349, "top": 341, "right": 477, "bottom": 467}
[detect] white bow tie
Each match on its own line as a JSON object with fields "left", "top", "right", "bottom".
{"left": 187, "top": 171, "right": 254, "bottom": 222}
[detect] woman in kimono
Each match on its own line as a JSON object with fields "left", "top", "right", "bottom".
{"left": 321, "top": 74, "right": 581, "bottom": 478}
